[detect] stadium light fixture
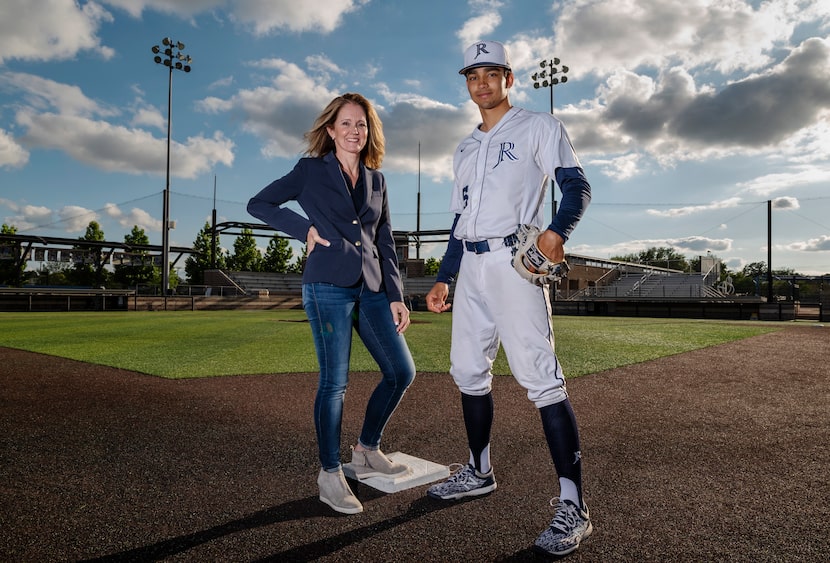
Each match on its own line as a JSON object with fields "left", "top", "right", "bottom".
{"left": 531, "top": 57, "right": 570, "bottom": 221}
{"left": 150, "top": 37, "right": 192, "bottom": 300}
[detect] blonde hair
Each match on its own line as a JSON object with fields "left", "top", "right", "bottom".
{"left": 304, "top": 92, "right": 385, "bottom": 169}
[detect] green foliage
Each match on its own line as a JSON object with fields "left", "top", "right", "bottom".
{"left": 227, "top": 228, "right": 262, "bottom": 272}
{"left": 287, "top": 245, "right": 307, "bottom": 274}
{"left": 0, "top": 313, "right": 783, "bottom": 380}
{"left": 112, "top": 226, "right": 157, "bottom": 288}
{"left": 424, "top": 257, "right": 441, "bottom": 276}
{"left": 124, "top": 225, "right": 149, "bottom": 246}
{"left": 612, "top": 246, "right": 690, "bottom": 271}
{"left": 729, "top": 262, "right": 801, "bottom": 297}
{"left": 1, "top": 223, "right": 26, "bottom": 286}
{"left": 34, "top": 262, "right": 72, "bottom": 285}
{"left": 68, "top": 221, "right": 110, "bottom": 287}
{"left": 742, "top": 261, "right": 767, "bottom": 278}
{"left": 262, "top": 235, "right": 294, "bottom": 273}
{"left": 84, "top": 221, "right": 105, "bottom": 242}
{"left": 185, "top": 222, "right": 226, "bottom": 284}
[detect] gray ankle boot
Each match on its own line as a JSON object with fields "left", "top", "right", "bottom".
{"left": 348, "top": 447, "right": 410, "bottom": 479}
{"left": 317, "top": 468, "right": 363, "bottom": 514}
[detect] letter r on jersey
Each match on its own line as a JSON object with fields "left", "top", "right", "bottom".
{"left": 494, "top": 142, "right": 518, "bottom": 168}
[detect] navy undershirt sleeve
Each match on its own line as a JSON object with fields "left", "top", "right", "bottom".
{"left": 436, "top": 214, "right": 462, "bottom": 284}
{"left": 548, "top": 166, "right": 591, "bottom": 241}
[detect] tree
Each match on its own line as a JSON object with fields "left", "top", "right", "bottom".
{"left": 68, "top": 221, "right": 110, "bottom": 287}
{"left": 424, "top": 257, "right": 441, "bottom": 276}
{"left": 741, "top": 261, "right": 767, "bottom": 278}
{"left": 112, "top": 225, "right": 156, "bottom": 288}
{"left": 261, "top": 235, "right": 294, "bottom": 273}
{"left": 0, "top": 223, "right": 26, "bottom": 287}
{"left": 612, "top": 246, "right": 690, "bottom": 271}
{"left": 125, "top": 225, "right": 149, "bottom": 246}
{"left": 228, "top": 228, "right": 262, "bottom": 272}
{"left": 287, "top": 244, "right": 307, "bottom": 274}
{"left": 729, "top": 261, "right": 766, "bottom": 295}
{"left": 185, "top": 222, "right": 225, "bottom": 284}
{"left": 35, "top": 262, "right": 72, "bottom": 286}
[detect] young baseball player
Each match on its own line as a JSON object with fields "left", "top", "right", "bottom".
{"left": 424, "top": 40, "right": 593, "bottom": 557}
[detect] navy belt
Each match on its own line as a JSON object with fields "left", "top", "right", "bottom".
{"left": 464, "top": 234, "right": 519, "bottom": 254}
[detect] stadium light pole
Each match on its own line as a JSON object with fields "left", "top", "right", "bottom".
{"left": 151, "top": 37, "right": 192, "bottom": 297}
{"left": 531, "top": 58, "right": 569, "bottom": 223}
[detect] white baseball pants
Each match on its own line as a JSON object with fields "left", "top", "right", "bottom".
{"left": 450, "top": 244, "right": 568, "bottom": 408}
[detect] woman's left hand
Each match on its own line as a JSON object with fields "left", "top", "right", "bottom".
{"left": 390, "top": 301, "right": 411, "bottom": 334}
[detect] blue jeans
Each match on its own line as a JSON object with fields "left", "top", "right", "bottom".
{"left": 303, "top": 282, "right": 416, "bottom": 471}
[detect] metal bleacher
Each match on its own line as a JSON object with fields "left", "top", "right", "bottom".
{"left": 225, "top": 272, "right": 304, "bottom": 295}
{"left": 221, "top": 271, "right": 446, "bottom": 311}
{"left": 590, "top": 271, "right": 724, "bottom": 300}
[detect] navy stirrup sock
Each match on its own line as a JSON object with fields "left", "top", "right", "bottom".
{"left": 461, "top": 392, "right": 493, "bottom": 473}
{"left": 539, "top": 399, "right": 583, "bottom": 503}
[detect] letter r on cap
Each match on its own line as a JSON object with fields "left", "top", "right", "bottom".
{"left": 475, "top": 42, "right": 489, "bottom": 59}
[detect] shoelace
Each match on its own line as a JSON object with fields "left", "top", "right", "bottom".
{"left": 446, "top": 463, "right": 475, "bottom": 483}
{"left": 548, "top": 497, "right": 580, "bottom": 532}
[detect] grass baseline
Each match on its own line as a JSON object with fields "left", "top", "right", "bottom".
{"left": 0, "top": 311, "right": 783, "bottom": 379}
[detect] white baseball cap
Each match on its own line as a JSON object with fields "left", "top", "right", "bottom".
{"left": 459, "top": 40, "right": 512, "bottom": 75}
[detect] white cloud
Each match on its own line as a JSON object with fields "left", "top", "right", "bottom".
{"left": 28, "top": 0, "right": 369, "bottom": 36}
{"left": 207, "top": 76, "right": 235, "bottom": 90}
{"left": 783, "top": 235, "right": 830, "bottom": 252}
{"left": 198, "top": 58, "right": 476, "bottom": 180}
{"left": 457, "top": 10, "right": 502, "bottom": 48}
{"left": 104, "top": 202, "right": 162, "bottom": 232}
{"left": 129, "top": 105, "right": 166, "bottom": 131}
{"left": 556, "top": 36, "right": 830, "bottom": 178}
{"left": 2, "top": 71, "right": 236, "bottom": 179}
{"left": 772, "top": 196, "right": 799, "bottom": 210}
{"left": 777, "top": 122, "right": 830, "bottom": 165}
{"left": 671, "top": 38, "right": 830, "bottom": 148}
{"left": 16, "top": 111, "right": 234, "bottom": 178}
{"left": 590, "top": 153, "right": 642, "bottom": 181}
{"left": 229, "top": 0, "right": 368, "bottom": 35}
{"left": 305, "top": 54, "right": 345, "bottom": 76}
{"left": 101, "top": 0, "right": 224, "bottom": 19}
{"left": 737, "top": 165, "right": 830, "bottom": 197}
{"left": 668, "top": 235, "right": 732, "bottom": 253}
{"left": 0, "top": 72, "right": 119, "bottom": 118}
{"left": 0, "top": 128, "right": 29, "bottom": 168}
{"left": 646, "top": 198, "right": 742, "bottom": 218}
{"left": 0, "top": 0, "right": 114, "bottom": 64}
{"left": 58, "top": 205, "right": 99, "bottom": 233}
{"left": 2, "top": 201, "right": 52, "bottom": 231}
{"left": 587, "top": 236, "right": 733, "bottom": 259}
{"left": 552, "top": 0, "right": 819, "bottom": 77}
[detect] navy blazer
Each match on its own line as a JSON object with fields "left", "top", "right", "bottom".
{"left": 247, "top": 152, "right": 404, "bottom": 303}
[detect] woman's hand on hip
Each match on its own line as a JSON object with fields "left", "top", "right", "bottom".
{"left": 306, "top": 225, "right": 330, "bottom": 253}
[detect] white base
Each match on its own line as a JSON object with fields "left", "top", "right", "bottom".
{"left": 342, "top": 451, "right": 450, "bottom": 493}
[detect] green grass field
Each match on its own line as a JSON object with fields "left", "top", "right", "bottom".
{"left": 0, "top": 311, "right": 783, "bottom": 379}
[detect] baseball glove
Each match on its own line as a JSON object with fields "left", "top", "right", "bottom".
{"left": 511, "top": 224, "right": 570, "bottom": 286}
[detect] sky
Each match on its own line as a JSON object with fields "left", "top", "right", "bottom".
{"left": 1, "top": 0, "right": 829, "bottom": 277}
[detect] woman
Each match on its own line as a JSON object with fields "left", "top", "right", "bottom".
{"left": 247, "top": 93, "right": 416, "bottom": 515}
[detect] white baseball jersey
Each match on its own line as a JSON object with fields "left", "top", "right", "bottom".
{"left": 444, "top": 106, "right": 589, "bottom": 407}
{"left": 450, "top": 107, "right": 581, "bottom": 243}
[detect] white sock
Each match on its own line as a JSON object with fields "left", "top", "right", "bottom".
{"left": 559, "top": 477, "right": 579, "bottom": 505}
{"left": 469, "top": 444, "right": 491, "bottom": 474}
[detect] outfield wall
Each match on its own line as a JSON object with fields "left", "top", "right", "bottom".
{"left": 552, "top": 300, "right": 804, "bottom": 321}
{"left": 3, "top": 287, "right": 822, "bottom": 321}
